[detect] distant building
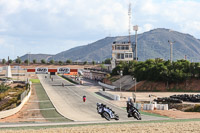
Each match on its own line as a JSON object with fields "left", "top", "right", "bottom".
{"left": 83, "top": 68, "right": 108, "bottom": 81}
{"left": 111, "top": 42, "right": 133, "bottom": 69}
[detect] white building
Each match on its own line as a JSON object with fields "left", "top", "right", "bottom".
{"left": 111, "top": 42, "right": 133, "bottom": 69}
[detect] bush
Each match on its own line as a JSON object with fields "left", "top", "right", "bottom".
{"left": 185, "top": 105, "right": 200, "bottom": 112}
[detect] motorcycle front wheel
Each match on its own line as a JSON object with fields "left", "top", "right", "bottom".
{"left": 114, "top": 115, "right": 119, "bottom": 120}
{"left": 103, "top": 112, "right": 110, "bottom": 121}
{"left": 134, "top": 112, "right": 142, "bottom": 120}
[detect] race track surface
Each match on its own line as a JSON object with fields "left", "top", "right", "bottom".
{"left": 38, "top": 74, "right": 168, "bottom": 122}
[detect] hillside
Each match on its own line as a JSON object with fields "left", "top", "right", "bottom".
{"left": 20, "top": 54, "right": 53, "bottom": 62}
{"left": 20, "top": 28, "right": 200, "bottom": 62}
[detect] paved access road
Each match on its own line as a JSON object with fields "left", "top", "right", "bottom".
{"left": 38, "top": 74, "right": 168, "bottom": 122}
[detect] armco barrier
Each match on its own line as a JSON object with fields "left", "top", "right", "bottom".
{"left": 98, "top": 90, "right": 120, "bottom": 101}
{"left": 0, "top": 82, "right": 32, "bottom": 119}
{"left": 98, "top": 82, "right": 116, "bottom": 90}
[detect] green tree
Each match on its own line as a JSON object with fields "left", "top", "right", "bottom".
{"left": 58, "top": 61, "right": 63, "bottom": 65}
{"left": 104, "top": 58, "right": 111, "bottom": 64}
{"left": 15, "top": 58, "right": 22, "bottom": 64}
{"left": 49, "top": 60, "right": 55, "bottom": 64}
{"left": 8, "top": 59, "right": 13, "bottom": 64}
{"left": 24, "top": 59, "right": 29, "bottom": 64}
{"left": 66, "top": 59, "right": 72, "bottom": 64}
{"left": 33, "top": 59, "right": 37, "bottom": 64}
{"left": 2, "top": 59, "right": 6, "bottom": 64}
{"left": 41, "top": 59, "right": 46, "bottom": 64}
{"left": 83, "top": 61, "right": 88, "bottom": 65}
{"left": 92, "top": 60, "right": 96, "bottom": 65}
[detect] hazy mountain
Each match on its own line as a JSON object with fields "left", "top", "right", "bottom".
{"left": 20, "top": 28, "right": 200, "bottom": 62}
{"left": 20, "top": 54, "right": 53, "bottom": 62}
{"left": 51, "top": 37, "right": 117, "bottom": 62}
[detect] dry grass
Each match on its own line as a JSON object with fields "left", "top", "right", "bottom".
{"left": 1, "top": 121, "right": 200, "bottom": 133}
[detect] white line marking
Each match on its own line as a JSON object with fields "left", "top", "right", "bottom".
{"left": 28, "top": 100, "right": 50, "bottom": 103}
{"left": 27, "top": 108, "right": 55, "bottom": 111}
{"left": 28, "top": 117, "right": 65, "bottom": 120}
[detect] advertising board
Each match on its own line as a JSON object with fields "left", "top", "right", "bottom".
{"left": 35, "top": 67, "right": 48, "bottom": 74}
{"left": 57, "top": 67, "right": 70, "bottom": 74}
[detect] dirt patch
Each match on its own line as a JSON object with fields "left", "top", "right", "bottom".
{"left": 130, "top": 79, "right": 200, "bottom": 92}
{"left": 0, "top": 84, "right": 46, "bottom": 123}
{"left": 1, "top": 121, "right": 200, "bottom": 133}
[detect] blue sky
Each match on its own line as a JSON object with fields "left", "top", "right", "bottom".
{"left": 0, "top": 0, "right": 200, "bottom": 59}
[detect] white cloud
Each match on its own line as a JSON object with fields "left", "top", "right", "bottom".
{"left": 143, "top": 24, "right": 154, "bottom": 32}
{"left": 0, "top": 0, "right": 200, "bottom": 59}
{"left": 132, "top": 0, "right": 200, "bottom": 37}
{"left": 139, "top": 0, "right": 159, "bottom": 15}
{"left": 0, "top": 38, "right": 5, "bottom": 44}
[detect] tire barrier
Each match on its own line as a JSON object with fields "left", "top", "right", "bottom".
{"left": 154, "top": 94, "right": 200, "bottom": 104}
{"left": 154, "top": 97, "right": 183, "bottom": 104}
{"left": 143, "top": 103, "right": 168, "bottom": 110}
{"left": 133, "top": 103, "right": 141, "bottom": 110}
{"left": 170, "top": 94, "right": 200, "bottom": 102}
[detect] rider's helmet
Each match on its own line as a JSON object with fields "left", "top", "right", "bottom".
{"left": 97, "top": 103, "right": 101, "bottom": 106}
{"left": 128, "top": 97, "right": 133, "bottom": 102}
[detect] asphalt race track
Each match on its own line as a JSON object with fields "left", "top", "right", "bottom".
{"left": 38, "top": 74, "right": 168, "bottom": 122}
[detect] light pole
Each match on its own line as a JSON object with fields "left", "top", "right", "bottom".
{"left": 133, "top": 25, "right": 138, "bottom": 61}
{"left": 132, "top": 77, "right": 137, "bottom": 92}
{"left": 17, "top": 56, "right": 19, "bottom": 81}
{"left": 120, "top": 70, "right": 123, "bottom": 98}
{"left": 168, "top": 40, "right": 175, "bottom": 63}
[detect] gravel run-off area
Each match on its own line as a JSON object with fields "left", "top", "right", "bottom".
{"left": 1, "top": 121, "right": 200, "bottom": 133}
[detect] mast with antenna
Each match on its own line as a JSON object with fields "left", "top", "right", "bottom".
{"left": 128, "top": 1, "right": 131, "bottom": 43}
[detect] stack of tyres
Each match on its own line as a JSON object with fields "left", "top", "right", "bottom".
{"left": 170, "top": 94, "right": 200, "bottom": 103}
{"left": 154, "top": 97, "right": 182, "bottom": 104}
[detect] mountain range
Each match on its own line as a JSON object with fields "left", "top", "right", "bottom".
{"left": 20, "top": 28, "right": 200, "bottom": 62}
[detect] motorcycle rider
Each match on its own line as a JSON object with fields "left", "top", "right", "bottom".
{"left": 83, "top": 95, "right": 86, "bottom": 102}
{"left": 127, "top": 98, "right": 134, "bottom": 117}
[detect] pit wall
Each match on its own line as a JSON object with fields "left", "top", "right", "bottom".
{"left": 98, "top": 90, "right": 120, "bottom": 101}
{"left": 98, "top": 81, "right": 116, "bottom": 90}
{"left": 0, "top": 82, "right": 32, "bottom": 119}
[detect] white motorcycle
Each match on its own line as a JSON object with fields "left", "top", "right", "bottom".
{"left": 96, "top": 103, "right": 119, "bottom": 121}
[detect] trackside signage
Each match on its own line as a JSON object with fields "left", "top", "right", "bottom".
{"left": 35, "top": 67, "right": 48, "bottom": 74}
{"left": 57, "top": 68, "right": 70, "bottom": 74}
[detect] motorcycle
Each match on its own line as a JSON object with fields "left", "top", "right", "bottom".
{"left": 126, "top": 102, "right": 142, "bottom": 120}
{"left": 83, "top": 95, "right": 86, "bottom": 102}
{"left": 96, "top": 103, "right": 119, "bottom": 121}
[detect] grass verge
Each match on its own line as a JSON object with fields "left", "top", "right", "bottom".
{"left": 30, "top": 79, "right": 40, "bottom": 83}
{"left": 140, "top": 111, "right": 169, "bottom": 118}
{"left": 34, "top": 83, "right": 72, "bottom": 122}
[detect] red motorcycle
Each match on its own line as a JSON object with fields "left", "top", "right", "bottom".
{"left": 83, "top": 96, "right": 86, "bottom": 102}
